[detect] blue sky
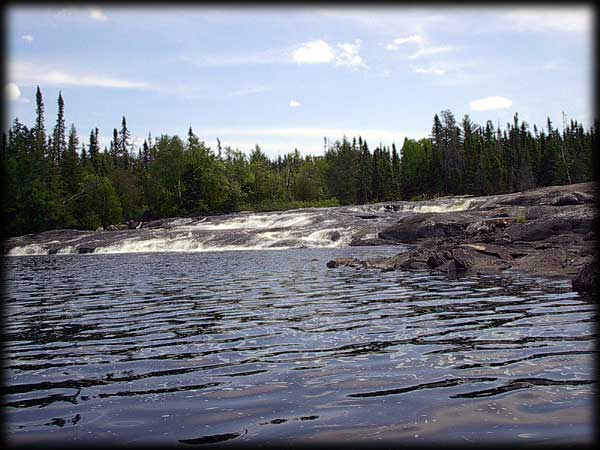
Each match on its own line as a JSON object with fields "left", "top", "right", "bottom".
{"left": 5, "top": 6, "right": 593, "bottom": 158}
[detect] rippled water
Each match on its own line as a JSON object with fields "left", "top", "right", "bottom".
{"left": 3, "top": 247, "right": 597, "bottom": 446}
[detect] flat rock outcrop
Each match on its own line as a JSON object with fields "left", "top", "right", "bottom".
{"left": 328, "top": 182, "right": 597, "bottom": 293}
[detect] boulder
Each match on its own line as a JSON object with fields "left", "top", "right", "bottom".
{"left": 572, "top": 261, "right": 598, "bottom": 293}
{"left": 106, "top": 224, "right": 119, "bottom": 231}
{"left": 550, "top": 193, "right": 582, "bottom": 206}
{"left": 128, "top": 220, "right": 139, "bottom": 229}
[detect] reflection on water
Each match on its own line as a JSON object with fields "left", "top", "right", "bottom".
{"left": 3, "top": 247, "right": 596, "bottom": 446}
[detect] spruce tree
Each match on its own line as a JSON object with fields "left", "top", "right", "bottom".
{"left": 51, "top": 91, "right": 66, "bottom": 165}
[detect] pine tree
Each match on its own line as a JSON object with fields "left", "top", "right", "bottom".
{"left": 89, "top": 128, "right": 100, "bottom": 175}
{"left": 51, "top": 91, "right": 66, "bottom": 165}
{"left": 34, "top": 86, "right": 47, "bottom": 157}
{"left": 119, "top": 116, "right": 131, "bottom": 168}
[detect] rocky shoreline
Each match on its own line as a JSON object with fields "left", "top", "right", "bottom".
{"left": 329, "top": 182, "right": 598, "bottom": 294}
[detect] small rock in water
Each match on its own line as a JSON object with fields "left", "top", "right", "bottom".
{"left": 326, "top": 258, "right": 360, "bottom": 268}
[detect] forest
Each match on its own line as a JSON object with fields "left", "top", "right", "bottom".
{"left": 1, "top": 87, "right": 597, "bottom": 238}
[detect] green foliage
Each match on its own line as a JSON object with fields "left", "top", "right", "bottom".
{"left": 1, "top": 87, "right": 596, "bottom": 238}
{"left": 77, "top": 175, "right": 123, "bottom": 229}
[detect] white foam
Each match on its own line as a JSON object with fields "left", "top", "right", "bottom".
{"left": 407, "top": 198, "right": 473, "bottom": 213}
{"left": 56, "top": 246, "right": 76, "bottom": 254}
{"left": 92, "top": 236, "right": 291, "bottom": 254}
{"left": 349, "top": 197, "right": 474, "bottom": 214}
{"left": 182, "top": 211, "right": 314, "bottom": 231}
{"left": 7, "top": 244, "right": 49, "bottom": 256}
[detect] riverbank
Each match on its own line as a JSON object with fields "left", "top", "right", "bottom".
{"left": 328, "top": 182, "right": 598, "bottom": 293}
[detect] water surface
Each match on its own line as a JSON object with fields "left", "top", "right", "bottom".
{"left": 3, "top": 247, "right": 596, "bottom": 446}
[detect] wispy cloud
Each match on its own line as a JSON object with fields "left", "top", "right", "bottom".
{"left": 385, "top": 34, "right": 423, "bottom": 51}
{"left": 542, "top": 62, "right": 561, "bottom": 71}
{"left": 194, "top": 127, "right": 419, "bottom": 143}
{"left": 88, "top": 8, "right": 108, "bottom": 22}
{"left": 469, "top": 96, "right": 513, "bottom": 112}
{"left": 409, "top": 45, "right": 456, "bottom": 59}
{"left": 188, "top": 126, "right": 426, "bottom": 156}
{"left": 21, "top": 34, "right": 34, "bottom": 43}
{"left": 502, "top": 8, "right": 590, "bottom": 33}
{"left": 289, "top": 100, "right": 301, "bottom": 108}
{"left": 10, "top": 61, "right": 147, "bottom": 90}
{"left": 181, "top": 48, "right": 285, "bottom": 67}
{"left": 412, "top": 66, "right": 446, "bottom": 76}
{"left": 228, "top": 86, "right": 269, "bottom": 97}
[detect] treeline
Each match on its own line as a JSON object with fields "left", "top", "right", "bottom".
{"left": 1, "top": 87, "right": 597, "bottom": 238}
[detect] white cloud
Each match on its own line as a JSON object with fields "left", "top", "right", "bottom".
{"left": 293, "top": 40, "right": 335, "bottom": 64}
{"left": 6, "top": 83, "right": 22, "bottom": 101}
{"left": 289, "top": 100, "right": 301, "bottom": 108}
{"left": 469, "top": 96, "right": 513, "bottom": 112}
{"left": 503, "top": 8, "right": 590, "bottom": 33}
{"left": 385, "top": 34, "right": 423, "bottom": 51}
{"left": 336, "top": 39, "right": 367, "bottom": 69}
{"left": 292, "top": 39, "right": 367, "bottom": 69}
{"left": 413, "top": 66, "right": 446, "bottom": 76}
{"left": 185, "top": 39, "right": 366, "bottom": 70}
{"left": 409, "top": 46, "right": 455, "bottom": 59}
{"left": 89, "top": 8, "right": 108, "bottom": 22}
{"left": 21, "top": 35, "right": 34, "bottom": 43}
{"left": 10, "top": 61, "right": 147, "bottom": 89}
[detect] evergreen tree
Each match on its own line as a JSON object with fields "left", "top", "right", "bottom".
{"left": 51, "top": 91, "right": 66, "bottom": 165}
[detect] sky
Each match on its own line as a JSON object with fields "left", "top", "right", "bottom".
{"left": 5, "top": 5, "right": 594, "bottom": 158}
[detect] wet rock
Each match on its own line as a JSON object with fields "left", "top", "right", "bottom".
{"left": 426, "top": 253, "right": 447, "bottom": 268}
{"left": 356, "top": 214, "right": 380, "bottom": 219}
{"left": 106, "top": 224, "right": 119, "bottom": 231}
{"left": 466, "top": 218, "right": 514, "bottom": 236}
{"left": 524, "top": 206, "right": 545, "bottom": 220}
{"left": 378, "top": 213, "right": 468, "bottom": 242}
{"left": 349, "top": 237, "right": 394, "bottom": 246}
{"left": 432, "top": 260, "right": 458, "bottom": 275}
{"left": 329, "top": 231, "right": 341, "bottom": 242}
{"left": 95, "top": 227, "right": 103, "bottom": 232}
{"left": 326, "top": 257, "right": 360, "bottom": 268}
{"left": 572, "top": 261, "right": 598, "bottom": 293}
{"left": 550, "top": 193, "right": 583, "bottom": 206}
{"left": 128, "top": 220, "right": 139, "bottom": 229}
{"left": 77, "top": 247, "right": 95, "bottom": 254}
{"left": 504, "top": 208, "right": 593, "bottom": 242}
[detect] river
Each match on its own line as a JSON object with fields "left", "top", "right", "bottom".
{"left": 3, "top": 244, "right": 596, "bottom": 446}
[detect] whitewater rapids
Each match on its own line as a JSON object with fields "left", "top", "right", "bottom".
{"left": 5, "top": 196, "right": 477, "bottom": 256}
